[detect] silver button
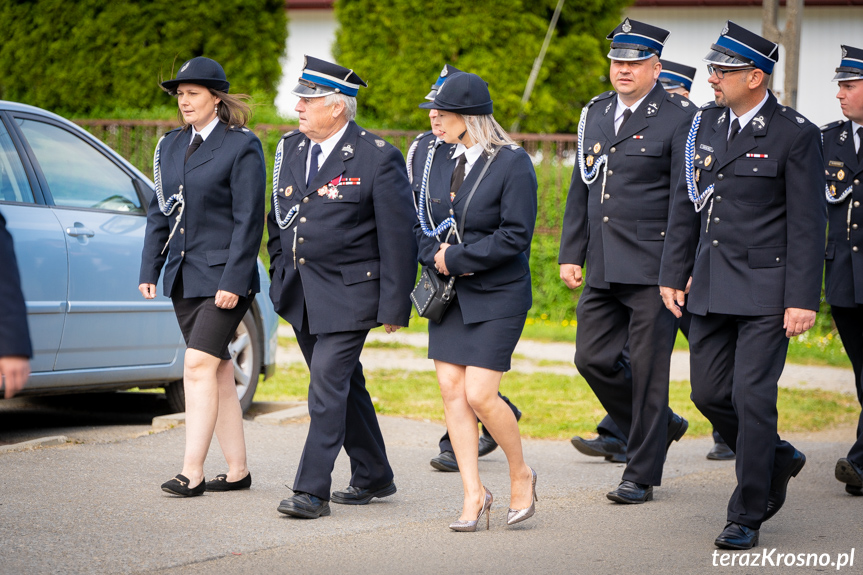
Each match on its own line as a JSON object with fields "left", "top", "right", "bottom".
{"left": 366, "top": 271, "right": 372, "bottom": 277}
{"left": 776, "top": 257, "right": 780, "bottom": 262}
{"left": 602, "top": 216, "right": 609, "bottom": 222}
{"left": 716, "top": 196, "right": 722, "bottom": 202}
{"left": 303, "top": 197, "right": 309, "bottom": 203}
{"left": 604, "top": 194, "right": 610, "bottom": 200}
{"left": 450, "top": 209, "right": 454, "bottom": 215}
{"left": 713, "top": 217, "right": 720, "bottom": 224}
{"left": 300, "top": 217, "right": 307, "bottom": 223}
{"left": 853, "top": 247, "right": 859, "bottom": 253}
{"left": 640, "top": 147, "right": 646, "bottom": 153}
{"left": 854, "top": 179, "right": 860, "bottom": 185}
{"left": 338, "top": 195, "right": 343, "bottom": 199}
{"left": 279, "top": 188, "right": 284, "bottom": 193}
{"left": 607, "top": 170, "right": 614, "bottom": 176}
{"left": 610, "top": 147, "right": 616, "bottom": 153}
{"left": 855, "top": 202, "right": 861, "bottom": 208}
{"left": 179, "top": 185, "right": 183, "bottom": 191}
{"left": 298, "top": 238, "right": 304, "bottom": 244}
{"left": 181, "top": 250, "right": 185, "bottom": 256}
{"left": 299, "top": 258, "right": 306, "bottom": 264}
{"left": 717, "top": 174, "right": 724, "bottom": 180}
{"left": 853, "top": 224, "right": 859, "bottom": 230}
{"left": 712, "top": 240, "right": 719, "bottom": 246}
{"left": 753, "top": 167, "right": 758, "bottom": 172}
{"left": 660, "top": 231, "right": 666, "bottom": 237}
{"left": 180, "top": 228, "right": 184, "bottom": 234}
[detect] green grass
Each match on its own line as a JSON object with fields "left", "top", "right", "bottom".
{"left": 255, "top": 365, "right": 860, "bottom": 441}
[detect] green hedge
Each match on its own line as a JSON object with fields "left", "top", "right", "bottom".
{"left": 0, "top": 0, "right": 287, "bottom": 115}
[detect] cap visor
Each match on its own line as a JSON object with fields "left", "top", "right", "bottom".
{"left": 291, "top": 83, "right": 334, "bottom": 98}
{"left": 608, "top": 48, "right": 655, "bottom": 61}
{"left": 702, "top": 49, "right": 750, "bottom": 67}
{"left": 424, "top": 88, "right": 437, "bottom": 101}
{"left": 833, "top": 71, "right": 863, "bottom": 82}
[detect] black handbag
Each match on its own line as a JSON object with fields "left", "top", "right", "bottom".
{"left": 411, "top": 146, "right": 500, "bottom": 323}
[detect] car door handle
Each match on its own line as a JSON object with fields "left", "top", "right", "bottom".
{"left": 66, "top": 226, "right": 95, "bottom": 237}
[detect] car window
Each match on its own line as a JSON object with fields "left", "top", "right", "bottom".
{"left": 0, "top": 119, "right": 34, "bottom": 204}
{"left": 17, "top": 119, "right": 143, "bottom": 214}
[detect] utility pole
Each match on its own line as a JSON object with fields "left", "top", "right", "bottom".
{"left": 762, "top": 0, "right": 804, "bottom": 108}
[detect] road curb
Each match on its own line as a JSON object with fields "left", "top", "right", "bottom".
{"left": 152, "top": 413, "right": 186, "bottom": 430}
{"left": 0, "top": 435, "right": 68, "bottom": 453}
{"left": 254, "top": 403, "right": 309, "bottom": 425}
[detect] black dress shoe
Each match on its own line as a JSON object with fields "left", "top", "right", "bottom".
{"left": 430, "top": 450, "right": 459, "bottom": 472}
{"left": 715, "top": 521, "right": 759, "bottom": 550}
{"left": 764, "top": 449, "right": 806, "bottom": 521}
{"left": 205, "top": 472, "right": 252, "bottom": 492}
{"left": 277, "top": 492, "right": 331, "bottom": 518}
{"left": 835, "top": 457, "right": 863, "bottom": 495}
{"left": 665, "top": 413, "right": 689, "bottom": 455}
{"left": 331, "top": 481, "right": 397, "bottom": 505}
{"left": 477, "top": 433, "right": 498, "bottom": 457}
{"left": 606, "top": 480, "right": 653, "bottom": 504}
{"left": 571, "top": 434, "right": 627, "bottom": 464}
{"left": 161, "top": 474, "right": 206, "bottom": 497}
{"left": 706, "top": 441, "right": 736, "bottom": 461}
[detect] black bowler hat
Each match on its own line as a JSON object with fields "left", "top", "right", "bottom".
{"left": 161, "top": 57, "right": 230, "bottom": 93}
{"left": 703, "top": 21, "right": 778, "bottom": 74}
{"left": 292, "top": 56, "right": 367, "bottom": 98}
{"left": 606, "top": 18, "right": 669, "bottom": 61}
{"left": 419, "top": 72, "right": 493, "bottom": 116}
{"left": 659, "top": 60, "right": 697, "bottom": 92}
{"left": 833, "top": 45, "right": 863, "bottom": 82}
{"left": 425, "top": 64, "right": 463, "bottom": 101}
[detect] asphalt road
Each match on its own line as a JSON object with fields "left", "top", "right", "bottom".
{"left": 1, "top": 415, "right": 860, "bottom": 575}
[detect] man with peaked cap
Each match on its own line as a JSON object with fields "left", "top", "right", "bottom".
{"left": 659, "top": 59, "right": 697, "bottom": 98}
{"left": 408, "top": 65, "right": 525, "bottom": 473}
{"left": 660, "top": 21, "right": 827, "bottom": 549}
{"left": 822, "top": 45, "right": 863, "bottom": 497}
{"left": 267, "top": 56, "right": 417, "bottom": 519}
{"left": 559, "top": 18, "right": 694, "bottom": 504}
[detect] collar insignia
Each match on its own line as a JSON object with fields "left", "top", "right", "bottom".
{"left": 605, "top": 101, "right": 613, "bottom": 114}
{"left": 752, "top": 115, "right": 765, "bottom": 130}
{"left": 840, "top": 130, "right": 848, "bottom": 143}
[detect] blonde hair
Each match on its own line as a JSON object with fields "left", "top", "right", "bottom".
{"left": 462, "top": 114, "right": 517, "bottom": 154}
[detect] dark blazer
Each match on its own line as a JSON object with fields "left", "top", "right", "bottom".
{"left": 267, "top": 121, "right": 417, "bottom": 334}
{"left": 822, "top": 119, "right": 863, "bottom": 307}
{"left": 659, "top": 92, "right": 827, "bottom": 315}
{"left": 559, "top": 82, "right": 695, "bottom": 287}
{"left": 414, "top": 144, "right": 537, "bottom": 324}
{"left": 0, "top": 211, "right": 32, "bottom": 358}
{"left": 139, "top": 122, "right": 266, "bottom": 298}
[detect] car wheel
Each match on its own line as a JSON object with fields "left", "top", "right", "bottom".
{"left": 164, "top": 310, "right": 262, "bottom": 414}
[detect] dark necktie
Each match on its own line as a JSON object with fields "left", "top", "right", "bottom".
{"left": 450, "top": 154, "right": 467, "bottom": 200}
{"left": 728, "top": 118, "right": 741, "bottom": 145}
{"left": 617, "top": 108, "right": 632, "bottom": 135}
{"left": 185, "top": 134, "right": 203, "bottom": 163}
{"left": 306, "top": 144, "right": 322, "bottom": 187}
{"left": 857, "top": 127, "right": 863, "bottom": 163}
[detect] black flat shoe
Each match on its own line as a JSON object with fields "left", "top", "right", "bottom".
{"left": 277, "top": 492, "right": 331, "bottom": 519}
{"left": 665, "top": 413, "right": 688, "bottom": 455}
{"left": 706, "top": 441, "right": 736, "bottom": 461}
{"left": 161, "top": 474, "right": 206, "bottom": 497}
{"left": 715, "top": 522, "right": 759, "bottom": 550}
{"left": 331, "top": 481, "right": 397, "bottom": 505}
{"left": 571, "top": 434, "right": 626, "bottom": 463}
{"left": 206, "top": 472, "right": 252, "bottom": 492}
{"left": 477, "top": 433, "right": 498, "bottom": 457}
{"left": 764, "top": 450, "right": 806, "bottom": 521}
{"left": 606, "top": 480, "right": 653, "bottom": 504}
{"left": 430, "top": 450, "right": 459, "bottom": 472}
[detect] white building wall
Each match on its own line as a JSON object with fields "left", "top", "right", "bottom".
{"left": 275, "top": 10, "right": 337, "bottom": 117}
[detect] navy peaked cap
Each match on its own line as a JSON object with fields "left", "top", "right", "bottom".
{"left": 292, "top": 56, "right": 367, "bottom": 98}
{"left": 161, "top": 57, "right": 230, "bottom": 93}
{"left": 703, "top": 21, "right": 779, "bottom": 74}
{"left": 659, "top": 59, "right": 697, "bottom": 91}
{"left": 425, "top": 64, "right": 463, "bottom": 101}
{"left": 419, "top": 72, "right": 493, "bottom": 116}
{"left": 834, "top": 45, "right": 863, "bottom": 82}
{"left": 606, "top": 18, "right": 669, "bottom": 61}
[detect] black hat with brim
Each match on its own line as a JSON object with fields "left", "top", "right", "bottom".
{"left": 419, "top": 72, "right": 493, "bottom": 116}
{"left": 161, "top": 57, "right": 230, "bottom": 93}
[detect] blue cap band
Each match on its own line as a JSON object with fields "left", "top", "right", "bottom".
{"left": 301, "top": 71, "right": 359, "bottom": 97}
{"left": 715, "top": 35, "right": 775, "bottom": 74}
{"left": 613, "top": 33, "right": 665, "bottom": 54}
{"left": 840, "top": 58, "right": 863, "bottom": 71}
{"left": 659, "top": 70, "right": 693, "bottom": 91}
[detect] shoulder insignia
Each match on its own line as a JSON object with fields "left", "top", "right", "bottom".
{"left": 283, "top": 129, "right": 301, "bottom": 139}
{"left": 358, "top": 128, "right": 390, "bottom": 151}
{"left": 376, "top": 139, "right": 386, "bottom": 147}
{"left": 509, "top": 144, "right": 519, "bottom": 150}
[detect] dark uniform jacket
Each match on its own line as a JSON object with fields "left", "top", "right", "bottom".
{"left": 559, "top": 82, "right": 695, "bottom": 288}
{"left": 822, "top": 119, "right": 863, "bottom": 307}
{"left": 659, "top": 92, "right": 827, "bottom": 315}
{"left": 414, "top": 144, "right": 537, "bottom": 325}
{"left": 267, "top": 121, "right": 417, "bottom": 334}
{"left": 0, "top": 211, "right": 32, "bottom": 358}
{"left": 139, "top": 122, "right": 266, "bottom": 298}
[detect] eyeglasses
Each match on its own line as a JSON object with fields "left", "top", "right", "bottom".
{"left": 707, "top": 65, "right": 755, "bottom": 79}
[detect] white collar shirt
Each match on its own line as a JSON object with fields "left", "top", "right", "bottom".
{"left": 190, "top": 115, "right": 220, "bottom": 144}
{"left": 614, "top": 87, "right": 653, "bottom": 134}
{"left": 306, "top": 121, "right": 350, "bottom": 182}
{"left": 728, "top": 91, "right": 770, "bottom": 139}
{"left": 451, "top": 142, "right": 485, "bottom": 177}
{"left": 853, "top": 121, "right": 862, "bottom": 154}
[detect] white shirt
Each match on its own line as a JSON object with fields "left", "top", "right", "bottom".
{"left": 614, "top": 86, "right": 653, "bottom": 134}
{"left": 853, "top": 121, "right": 863, "bottom": 154}
{"left": 451, "top": 142, "right": 485, "bottom": 177}
{"left": 190, "top": 115, "right": 220, "bottom": 144}
{"left": 305, "top": 121, "right": 350, "bottom": 182}
{"left": 728, "top": 91, "right": 770, "bottom": 139}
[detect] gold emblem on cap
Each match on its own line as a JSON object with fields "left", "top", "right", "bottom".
{"left": 586, "top": 155, "right": 595, "bottom": 167}
{"left": 704, "top": 155, "right": 712, "bottom": 167}
{"left": 838, "top": 169, "right": 846, "bottom": 181}
{"left": 593, "top": 142, "right": 601, "bottom": 154}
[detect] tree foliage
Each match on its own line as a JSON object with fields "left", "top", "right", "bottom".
{"left": 334, "top": 0, "right": 632, "bottom": 133}
{"left": 0, "top": 0, "right": 287, "bottom": 115}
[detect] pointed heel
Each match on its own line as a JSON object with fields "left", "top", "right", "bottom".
{"left": 507, "top": 467, "right": 537, "bottom": 526}
{"left": 449, "top": 487, "right": 493, "bottom": 532}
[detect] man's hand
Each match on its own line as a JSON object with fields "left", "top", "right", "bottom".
{"left": 434, "top": 243, "right": 450, "bottom": 276}
{"left": 784, "top": 307, "right": 816, "bottom": 338}
{"left": 139, "top": 283, "right": 157, "bottom": 300}
{"left": 659, "top": 286, "right": 685, "bottom": 318}
{"left": 383, "top": 324, "right": 403, "bottom": 334}
{"left": 0, "top": 356, "right": 30, "bottom": 399}
{"left": 560, "top": 264, "right": 583, "bottom": 289}
{"left": 215, "top": 290, "right": 239, "bottom": 309}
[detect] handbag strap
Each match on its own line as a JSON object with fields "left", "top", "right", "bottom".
{"left": 457, "top": 145, "right": 501, "bottom": 239}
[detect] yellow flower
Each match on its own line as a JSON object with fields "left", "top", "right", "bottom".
{"left": 540, "top": 313, "right": 548, "bottom": 320}
{"left": 561, "top": 320, "right": 569, "bottom": 326}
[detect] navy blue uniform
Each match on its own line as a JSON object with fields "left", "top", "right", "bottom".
{"left": 559, "top": 82, "right": 695, "bottom": 487}
{"left": 0, "top": 211, "right": 32, "bottom": 359}
{"left": 267, "top": 121, "right": 417, "bottom": 499}
{"left": 140, "top": 123, "right": 265, "bottom": 298}
{"left": 822, "top": 119, "right": 863, "bottom": 471}
{"left": 660, "top": 92, "right": 827, "bottom": 529}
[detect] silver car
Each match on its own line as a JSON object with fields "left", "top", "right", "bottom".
{"left": 0, "top": 101, "right": 277, "bottom": 412}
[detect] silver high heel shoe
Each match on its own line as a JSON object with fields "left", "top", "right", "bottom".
{"left": 507, "top": 467, "right": 538, "bottom": 526}
{"left": 449, "top": 487, "right": 493, "bottom": 532}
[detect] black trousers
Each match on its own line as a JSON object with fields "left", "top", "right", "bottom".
{"left": 575, "top": 283, "right": 678, "bottom": 486}
{"left": 832, "top": 305, "right": 863, "bottom": 467}
{"left": 689, "top": 312, "right": 798, "bottom": 529}
{"left": 438, "top": 393, "right": 521, "bottom": 453}
{"left": 291, "top": 314, "right": 393, "bottom": 500}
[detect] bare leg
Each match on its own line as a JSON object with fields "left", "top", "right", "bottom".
{"left": 179, "top": 349, "right": 222, "bottom": 487}
{"left": 435, "top": 360, "right": 484, "bottom": 521}
{"left": 213, "top": 358, "right": 249, "bottom": 481}
{"left": 465, "top": 366, "right": 533, "bottom": 510}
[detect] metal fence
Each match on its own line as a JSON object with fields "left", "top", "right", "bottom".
{"left": 74, "top": 119, "right": 578, "bottom": 235}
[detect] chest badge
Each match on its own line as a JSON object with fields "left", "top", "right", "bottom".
{"left": 593, "top": 142, "right": 602, "bottom": 154}
{"left": 285, "top": 186, "right": 293, "bottom": 197}
{"left": 837, "top": 169, "right": 846, "bottom": 181}
{"left": 829, "top": 160, "right": 844, "bottom": 168}
{"left": 586, "top": 155, "right": 595, "bottom": 167}
{"left": 704, "top": 155, "right": 713, "bottom": 167}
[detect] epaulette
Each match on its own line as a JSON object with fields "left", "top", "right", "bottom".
{"left": 282, "top": 129, "right": 301, "bottom": 140}
{"left": 820, "top": 119, "right": 845, "bottom": 133}
{"left": 666, "top": 92, "right": 696, "bottom": 110}
{"left": 413, "top": 129, "right": 433, "bottom": 141}
{"left": 590, "top": 91, "right": 615, "bottom": 104}
{"left": 228, "top": 125, "right": 252, "bottom": 134}
{"left": 358, "top": 128, "right": 390, "bottom": 152}
{"left": 699, "top": 100, "right": 719, "bottom": 110}
{"left": 775, "top": 105, "right": 812, "bottom": 129}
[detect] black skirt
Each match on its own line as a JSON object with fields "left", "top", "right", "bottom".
{"left": 428, "top": 295, "right": 526, "bottom": 372}
{"left": 171, "top": 270, "right": 252, "bottom": 360}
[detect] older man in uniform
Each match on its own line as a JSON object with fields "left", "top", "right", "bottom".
{"left": 268, "top": 57, "right": 417, "bottom": 519}
{"left": 559, "top": 18, "right": 694, "bottom": 504}
{"left": 0, "top": 211, "right": 31, "bottom": 399}
{"left": 822, "top": 45, "right": 863, "bottom": 497}
{"left": 660, "top": 22, "right": 827, "bottom": 549}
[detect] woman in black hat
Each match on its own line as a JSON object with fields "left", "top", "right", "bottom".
{"left": 139, "top": 57, "right": 265, "bottom": 496}
{"left": 415, "top": 71, "right": 538, "bottom": 530}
